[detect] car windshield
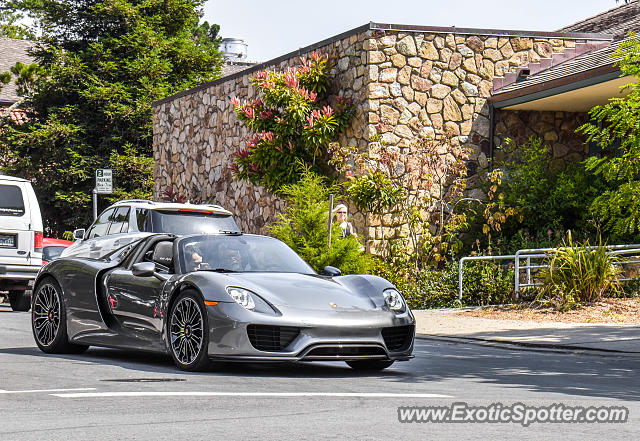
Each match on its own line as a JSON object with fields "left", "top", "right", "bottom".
{"left": 150, "top": 210, "right": 240, "bottom": 235}
{"left": 178, "top": 235, "right": 315, "bottom": 274}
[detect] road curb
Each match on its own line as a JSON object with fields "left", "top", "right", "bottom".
{"left": 416, "top": 333, "right": 640, "bottom": 357}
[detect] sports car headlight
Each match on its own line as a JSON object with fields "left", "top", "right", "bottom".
{"left": 226, "top": 287, "right": 256, "bottom": 311}
{"left": 383, "top": 288, "right": 406, "bottom": 312}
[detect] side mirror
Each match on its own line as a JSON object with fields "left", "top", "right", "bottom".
{"left": 73, "top": 228, "right": 86, "bottom": 240}
{"left": 321, "top": 266, "right": 342, "bottom": 277}
{"left": 132, "top": 262, "right": 156, "bottom": 277}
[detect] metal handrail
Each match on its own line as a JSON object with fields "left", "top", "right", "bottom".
{"left": 457, "top": 244, "right": 640, "bottom": 301}
{"left": 458, "top": 255, "right": 516, "bottom": 300}
{"left": 515, "top": 244, "right": 640, "bottom": 296}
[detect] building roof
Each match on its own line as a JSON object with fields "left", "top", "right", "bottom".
{"left": 221, "top": 62, "right": 257, "bottom": 77}
{"left": 491, "top": 1, "right": 640, "bottom": 109}
{"left": 557, "top": 0, "right": 640, "bottom": 41}
{"left": 492, "top": 40, "right": 621, "bottom": 100}
{"left": 0, "top": 38, "right": 36, "bottom": 105}
{"left": 153, "top": 23, "right": 609, "bottom": 107}
{"left": 1, "top": 107, "right": 28, "bottom": 124}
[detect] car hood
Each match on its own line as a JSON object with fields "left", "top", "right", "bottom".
{"left": 219, "top": 272, "right": 378, "bottom": 312}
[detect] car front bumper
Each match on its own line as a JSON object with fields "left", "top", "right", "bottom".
{"left": 205, "top": 302, "right": 415, "bottom": 362}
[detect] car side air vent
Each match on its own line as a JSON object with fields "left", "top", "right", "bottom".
{"left": 246, "top": 325, "right": 300, "bottom": 351}
{"left": 381, "top": 325, "right": 415, "bottom": 351}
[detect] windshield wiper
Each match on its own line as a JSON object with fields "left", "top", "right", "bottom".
{"left": 218, "top": 230, "right": 242, "bottom": 235}
{"left": 202, "top": 267, "right": 238, "bottom": 273}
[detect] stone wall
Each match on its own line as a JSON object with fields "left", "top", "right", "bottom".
{"left": 494, "top": 110, "right": 589, "bottom": 168}
{"left": 363, "top": 31, "right": 577, "bottom": 155}
{"left": 152, "top": 29, "right": 370, "bottom": 233}
{"left": 153, "top": 24, "right": 593, "bottom": 246}
{"left": 358, "top": 30, "right": 579, "bottom": 251}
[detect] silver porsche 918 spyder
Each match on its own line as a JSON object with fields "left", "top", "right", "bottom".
{"left": 31, "top": 232, "right": 415, "bottom": 371}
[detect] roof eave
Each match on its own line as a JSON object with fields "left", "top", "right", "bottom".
{"left": 490, "top": 63, "right": 622, "bottom": 109}
{"left": 370, "top": 23, "right": 613, "bottom": 40}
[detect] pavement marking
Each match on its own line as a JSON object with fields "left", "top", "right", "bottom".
{"left": 52, "top": 391, "right": 452, "bottom": 399}
{"left": 0, "top": 387, "right": 97, "bottom": 394}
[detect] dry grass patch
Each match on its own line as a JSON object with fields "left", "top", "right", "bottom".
{"left": 459, "top": 298, "right": 640, "bottom": 324}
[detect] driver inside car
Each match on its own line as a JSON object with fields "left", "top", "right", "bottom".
{"left": 185, "top": 245, "right": 209, "bottom": 272}
{"left": 219, "top": 244, "right": 243, "bottom": 271}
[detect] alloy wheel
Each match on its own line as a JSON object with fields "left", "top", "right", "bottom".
{"left": 170, "top": 297, "right": 204, "bottom": 365}
{"left": 33, "top": 284, "right": 61, "bottom": 346}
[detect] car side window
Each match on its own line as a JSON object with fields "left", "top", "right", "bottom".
{"left": 136, "top": 239, "right": 174, "bottom": 273}
{"left": 135, "top": 208, "right": 149, "bottom": 232}
{"left": 108, "top": 206, "right": 130, "bottom": 234}
{"left": 0, "top": 184, "right": 25, "bottom": 217}
{"left": 87, "top": 208, "right": 115, "bottom": 239}
{"left": 152, "top": 241, "right": 174, "bottom": 273}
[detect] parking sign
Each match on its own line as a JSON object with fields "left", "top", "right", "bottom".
{"left": 96, "top": 169, "right": 113, "bottom": 194}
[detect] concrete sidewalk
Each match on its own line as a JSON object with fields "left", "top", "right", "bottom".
{"left": 413, "top": 309, "right": 640, "bottom": 354}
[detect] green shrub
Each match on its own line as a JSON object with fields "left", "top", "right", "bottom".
{"left": 538, "top": 234, "right": 621, "bottom": 310}
{"left": 619, "top": 279, "right": 640, "bottom": 297}
{"left": 269, "top": 168, "right": 372, "bottom": 274}
{"left": 482, "top": 137, "right": 608, "bottom": 250}
{"left": 578, "top": 33, "right": 640, "bottom": 236}
{"left": 373, "top": 258, "right": 514, "bottom": 309}
{"left": 230, "top": 52, "right": 354, "bottom": 192}
{"left": 330, "top": 131, "right": 471, "bottom": 266}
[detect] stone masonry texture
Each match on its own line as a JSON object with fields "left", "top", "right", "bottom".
{"left": 153, "top": 26, "right": 592, "bottom": 250}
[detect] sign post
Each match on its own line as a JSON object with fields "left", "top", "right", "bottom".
{"left": 94, "top": 169, "right": 113, "bottom": 220}
{"left": 92, "top": 189, "right": 98, "bottom": 221}
{"left": 327, "top": 193, "right": 334, "bottom": 248}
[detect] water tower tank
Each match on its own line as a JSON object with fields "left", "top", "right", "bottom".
{"left": 221, "top": 38, "right": 248, "bottom": 61}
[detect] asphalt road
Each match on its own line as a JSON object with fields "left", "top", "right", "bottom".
{"left": 1, "top": 305, "right": 638, "bottom": 440}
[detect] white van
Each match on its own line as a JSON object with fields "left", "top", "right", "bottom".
{"left": 0, "top": 175, "right": 43, "bottom": 311}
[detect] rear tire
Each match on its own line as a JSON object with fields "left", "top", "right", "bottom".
{"left": 9, "top": 290, "right": 31, "bottom": 311}
{"left": 346, "top": 360, "right": 394, "bottom": 371}
{"left": 168, "top": 290, "right": 211, "bottom": 371}
{"left": 31, "top": 277, "right": 89, "bottom": 354}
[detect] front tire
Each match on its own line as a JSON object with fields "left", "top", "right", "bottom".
{"left": 168, "top": 290, "right": 211, "bottom": 371}
{"left": 346, "top": 360, "right": 395, "bottom": 371}
{"left": 9, "top": 290, "right": 31, "bottom": 311}
{"left": 31, "top": 277, "right": 88, "bottom": 354}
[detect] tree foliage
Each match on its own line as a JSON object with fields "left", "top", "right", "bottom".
{"left": 0, "top": 0, "right": 224, "bottom": 234}
{"left": 230, "top": 52, "right": 354, "bottom": 192}
{"left": 0, "top": 1, "right": 35, "bottom": 39}
{"left": 269, "top": 167, "right": 371, "bottom": 274}
{"left": 578, "top": 33, "right": 640, "bottom": 235}
{"left": 489, "top": 137, "right": 605, "bottom": 238}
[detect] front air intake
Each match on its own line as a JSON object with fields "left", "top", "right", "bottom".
{"left": 247, "top": 325, "right": 300, "bottom": 351}
{"left": 381, "top": 325, "right": 414, "bottom": 351}
{"left": 303, "top": 345, "right": 387, "bottom": 359}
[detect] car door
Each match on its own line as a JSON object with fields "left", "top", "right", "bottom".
{"left": 60, "top": 235, "right": 150, "bottom": 343}
{"left": 103, "top": 239, "right": 173, "bottom": 347}
{"left": 69, "top": 207, "right": 137, "bottom": 259}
